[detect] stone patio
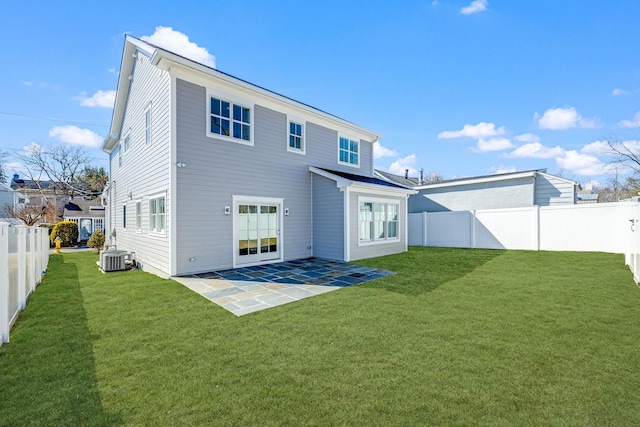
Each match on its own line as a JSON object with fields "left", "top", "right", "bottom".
{"left": 173, "top": 258, "right": 395, "bottom": 316}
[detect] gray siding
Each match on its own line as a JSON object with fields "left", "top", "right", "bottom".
{"left": 107, "top": 52, "right": 172, "bottom": 275}
{"left": 535, "top": 174, "right": 576, "bottom": 205}
{"left": 176, "top": 80, "right": 318, "bottom": 273}
{"left": 312, "top": 174, "right": 344, "bottom": 260}
{"left": 349, "top": 191, "right": 407, "bottom": 261}
{"left": 409, "top": 177, "right": 535, "bottom": 213}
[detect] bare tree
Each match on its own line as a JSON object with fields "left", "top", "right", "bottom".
{"left": 0, "top": 151, "right": 7, "bottom": 184}
{"left": 4, "top": 204, "right": 57, "bottom": 226}
{"left": 605, "top": 140, "right": 640, "bottom": 174}
{"left": 424, "top": 171, "right": 444, "bottom": 184}
{"left": 18, "top": 143, "right": 94, "bottom": 199}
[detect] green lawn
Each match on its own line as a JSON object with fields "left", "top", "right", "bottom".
{"left": 1, "top": 247, "right": 640, "bottom": 426}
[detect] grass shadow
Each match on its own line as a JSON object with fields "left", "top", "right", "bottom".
{"left": 355, "top": 246, "right": 505, "bottom": 295}
{"left": 0, "top": 255, "right": 122, "bottom": 426}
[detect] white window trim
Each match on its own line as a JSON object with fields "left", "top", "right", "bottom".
{"left": 287, "top": 117, "right": 306, "bottom": 155}
{"left": 205, "top": 89, "right": 254, "bottom": 146}
{"left": 135, "top": 199, "right": 142, "bottom": 233}
{"left": 123, "top": 129, "right": 131, "bottom": 153}
{"left": 144, "top": 103, "right": 152, "bottom": 145}
{"left": 337, "top": 135, "right": 360, "bottom": 168}
{"left": 148, "top": 193, "right": 167, "bottom": 237}
{"left": 357, "top": 196, "right": 400, "bottom": 246}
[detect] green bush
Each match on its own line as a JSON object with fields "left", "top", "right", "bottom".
{"left": 87, "top": 229, "right": 105, "bottom": 251}
{"left": 50, "top": 221, "right": 79, "bottom": 247}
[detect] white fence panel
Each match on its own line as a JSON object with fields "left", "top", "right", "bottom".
{"left": 0, "top": 223, "right": 50, "bottom": 345}
{"left": 408, "top": 212, "right": 426, "bottom": 246}
{"left": 474, "top": 207, "right": 539, "bottom": 250}
{"left": 427, "top": 211, "right": 472, "bottom": 248}
{"left": 539, "top": 203, "right": 630, "bottom": 253}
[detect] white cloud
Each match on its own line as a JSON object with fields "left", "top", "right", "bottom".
{"left": 373, "top": 142, "right": 398, "bottom": 159}
{"left": 49, "top": 126, "right": 102, "bottom": 148}
{"left": 619, "top": 111, "right": 640, "bottom": 128}
{"left": 472, "top": 137, "right": 513, "bottom": 153}
{"left": 77, "top": 90, "right": 116, "bottom": 108}
{"left": 142, "top": 26, "right": 216, "bottom": 68}
{"left": 108, "top": 67, "right": 117, "bottom": 74}
{"left": 514, "top": 133, "right": 540, "bottom": 143}
{"left": 491, "top": 165, "right": 517, "bottom": 174}
{"left": 612, "top": 88, "right": 630, "bottom": 96}
{"left": 535, "top": 107, "right": 599, "bottom": 130}
{"left": 460, "top": 0, "right": 488, "bottom": 15}
{"left": 20, "top": 142, "right": 42, "bottom": 156}
{"left": 581, "top": 140, "right": 611, "bottom": 155}
{"left": 432, "top": 0, "right": 439, "bottom": 6}
{"left": 556, "top": 150, "right": 609, "bottom": 176}
{"left": 438, "top": 122, "right": 505, "bottom": 139}
{"left": 507, "top": 142, "right": 565, "bottom": 159}
{"left": 388, "top": 154, "right": 418, "bottom": 176}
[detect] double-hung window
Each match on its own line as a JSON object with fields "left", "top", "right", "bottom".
{"left": 359, "top": 199, "right": 399, "bottom": 243}
{"left": 135, "top": 201, "right": 142, "bottom": 232}
{"left": 149, "top": 196, "right": 166, "bottom": 234}
{"left": 288, "top": 120, "right": 304, "bottom": 153}
{"left": 208, "top": 95, "right": 251, "bottom": 143}
{"left": 339, "top": 136, "right": 359, "bottom": 167}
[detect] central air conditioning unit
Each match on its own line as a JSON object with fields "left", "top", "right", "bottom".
{"left": 100, "top": 250, "right": 128, "bottom": 272}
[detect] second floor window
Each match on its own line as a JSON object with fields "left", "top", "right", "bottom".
{"left": 210, "top": 96, "right": 251, "bottom": 142}
{"left": 339, "top": 136, "right": 359, "bottom": 167}
{"left": 288, "top": 121, "right": 304, "bottom": 152}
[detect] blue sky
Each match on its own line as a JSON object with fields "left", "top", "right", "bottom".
{"left": 1, "top": 0, "right": 639, "bottom": 187}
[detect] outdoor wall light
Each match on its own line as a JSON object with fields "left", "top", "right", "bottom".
{"left": 284, "top": 208, "right": 290, "bottom": 216}
{"left": 224, "top": 206, "right": 231, "bottom": 215}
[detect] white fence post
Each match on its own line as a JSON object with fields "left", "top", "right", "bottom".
{"left": 422, "top": 211, "right": 428, "bottom": 246}
{"left": 0, "top": 223, "right": 9, "bottom": 344}
{"left": 471, "top": 210, "right": 477, "bottom": 249}
{"left": 17, "top": 226, "right": 26, "bottom": 310}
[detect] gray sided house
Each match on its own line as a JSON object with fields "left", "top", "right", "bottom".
{"left": 102, "top": 36, "right": 414, "bottom": 277}
{"left": 398, "top": 169, "right": 578, "bottom": 213}
{"left": 0, "top": 182, "right": 26, "bottom": 214}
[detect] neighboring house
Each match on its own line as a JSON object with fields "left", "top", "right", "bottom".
{"left": 10, "top": 173, "right": 65, "bottom": 221}
{"left": 0, "top": 181, "right": 27, "bottom": 213}
{"left": 374, "top": 169, "right": 419, "bottom": 188}
{"left": 63, "top": 198, "right": 106, "bottom": 240}
{"left": 102, "top": 36, "right": 414, "bottom": 277}
{"left": 403, "top": 169, "right": 578, "bottom": 213}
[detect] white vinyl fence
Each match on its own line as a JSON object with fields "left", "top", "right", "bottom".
{"left": 409, "top": 202, "right": 640, "bottom": 283}
{"left": 0, "top": 223, "right": 50, "bottom": 345}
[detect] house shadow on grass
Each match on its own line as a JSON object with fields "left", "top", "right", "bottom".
{"left": 356, "top": 246, "right": 505, "bottom": 296}
{"left": 0, "top": 255, "right": 122, "bottom": 426}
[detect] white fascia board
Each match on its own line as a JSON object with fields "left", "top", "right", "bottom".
{"left": 309, "top": 166, "right": 353, "bottom": 188}
{"left": 102, "top": 37, "right": 157, "bottom": 153}
{"left": 151, "top": 49, "right": 381, "bottom": 143}
{"left": 414, "top": 171, "right": 538, "bottom": 190}
{"left": 537, "top": 172, "right": 578, "bottom": 186}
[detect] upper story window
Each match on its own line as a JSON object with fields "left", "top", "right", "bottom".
{"left": 287, "top": 120, "right": 305, "bottom": 154}
{"left": 208, "top": 95, "right": 252, "bottom": 145}
{"left": 124, "top": 134, "right": 131, "bottom": 153}
{"left": 339, "top": 136, "right": 359, "bottom": 167}
{"left": 144, "top": 105, "right": 152, "bottom": 145}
